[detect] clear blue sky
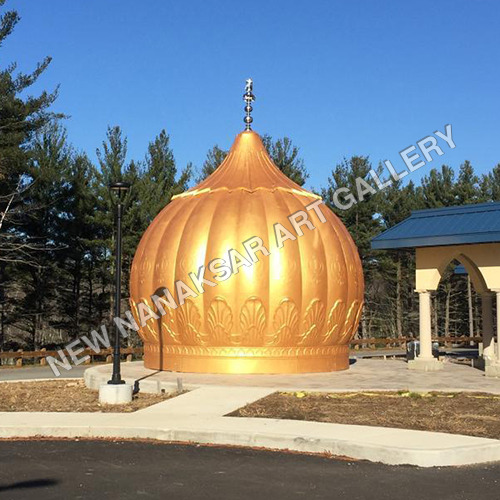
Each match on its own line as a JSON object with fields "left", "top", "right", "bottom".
{"left": 5, "top": 0, "right": 500, "bottom": 189}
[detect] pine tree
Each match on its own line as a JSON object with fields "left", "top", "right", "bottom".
{"left": 0, "top": 0, "right": 61, "bottom": 263}
{"left": 140, "top": 130, "right": 191, "bottom": 225}
{"left": 17, "top": 122, "right": 70, "bottom": 349}
{"left": 93, "top": 126, "right": 192, "bottom": 338}
{"left": 480, "top": 164, "right": 500, "bottom": 201}
{"left": 59, "top": 152, "right": 104, "bottom": 335}
{"left": 0, "top": 1, "right": 62, "bottom": 349}
{"left": 96, "top": 126, "right": 128, "bottom": 187}
{"left": 323, "top": 156, "right": 381, "bottom": 261}
{"left": 197, "top": 145, "right": 227, "bottom": 182}
{"left": 454, "top": 161, "right": 479, "bottom": 205}
{"left": 94, "top": 126, "right": 129, "bottom": 323}
{"left": 420, "top": 165, "right": 457, "bottom": 207}
{"left": 261, "top": 135, "right": 308, "bottom": 186}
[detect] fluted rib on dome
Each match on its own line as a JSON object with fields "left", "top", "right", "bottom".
{"left": 173, "top": 130, "right": 319, "bottom": 200}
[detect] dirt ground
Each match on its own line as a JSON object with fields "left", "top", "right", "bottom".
{"left": 229, "top": 391, "right": 500, "bottom": 440}
{"left": 0, "top": 380, "right": 178, "bottom": 412}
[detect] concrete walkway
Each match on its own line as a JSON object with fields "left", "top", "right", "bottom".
{"left": 84, "top": 358, "right": 500, "bottom": 394}
{"left": 1, "top": 383, "right": 499, "bottom": 468}
{"left": 2, "top": 360, "right": 499, "bottom": 468}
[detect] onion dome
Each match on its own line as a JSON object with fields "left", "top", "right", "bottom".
{"left": 129, "top": 81, "right": 364, "bottom": 373}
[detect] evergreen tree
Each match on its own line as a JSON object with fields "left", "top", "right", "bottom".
{"left": 94, "top": 126, "right": 132, "bottom": 323}
{"left": 420, "top": 165, "right": 457, "bottom": 207}
{"left": 0, "top": 0, "right": 61, "bottom": 348}
{"left": 323, "top": 156, "right": 381, "bottom": 261}
{"left": 262, "top": 135, "right": 308, "bottom": 186}
{"left": 93, "top": 126, "right": 192, "bottom": 338}
{"left": 59, "top": 152, "right": 104, "bottom": 335}
{"left": 454, "top": 161, "right": 479, "bottom": 205}
{"left": 140, "top": 130, "right": 191, "bottom": 225}
{"left": 125, "top": 130, "right": 191, "bottom": 281}
{"left": 96, "top": 126, "right": 128, "bottom": 187}
{"left": 197, "top": 145, "right": 227, "bottom": 182}
{"left": 17, "top": 122, "right": 70, "bottom": 349}
{"left": 480, "top": 163, "right": 500, "bottom": 201}
{"left": 0, "top": 0, "right": 61, "bottom": 263}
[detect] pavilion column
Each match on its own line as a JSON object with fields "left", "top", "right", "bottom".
{"left": 481, "top": 292, "right": 494, "bottom": 360}
{"left": 408, "top": 289, "right": 443, "bottom": 371}
{"left": 497, "top": 291, "right": 500, "bottom": 363}
{"left": 486, "top": 291, "right": 500, "bottom": 377}
{"left": 418, "top": 290, "right": 433, "bottom": 360}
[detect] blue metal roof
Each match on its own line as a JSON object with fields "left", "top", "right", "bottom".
{"left": 371, "top": 201, "right": 500, "bottom": 250}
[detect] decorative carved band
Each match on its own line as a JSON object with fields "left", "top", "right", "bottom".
{"left": 143, "top": 343, "right": 348, "bottom": 358}
{"left": 132, "top": 296, "right": 364, "bottom": 349}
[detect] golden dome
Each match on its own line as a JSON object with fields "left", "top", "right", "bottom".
{"left": 129, "top": 130, "right": 364, "bottom": 373}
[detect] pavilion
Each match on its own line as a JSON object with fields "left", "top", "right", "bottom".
{"left": 371, "top": 201, "right": 500, "bottom": 377}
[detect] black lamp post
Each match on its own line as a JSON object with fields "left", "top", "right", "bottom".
{"left": 108, "top": 181, "right": 131, "bottom": 385}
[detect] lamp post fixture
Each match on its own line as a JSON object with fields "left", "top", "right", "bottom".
{"left": 108, "top": 181, "right": 131, "bottom": 385}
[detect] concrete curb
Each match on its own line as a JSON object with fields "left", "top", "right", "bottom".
{"left": 0, "top": 415, "right": 499, "bottom": 468}
{"left": 0, "top": 386, "right": 499, "bottom": 467}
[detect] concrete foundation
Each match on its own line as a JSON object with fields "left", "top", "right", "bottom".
{"left": 408, "top": 358, "right": 444, "bottom": 372}
{"left": 98, "top": 383, "right": 133, "bottom": 405}
{"left": 485, "top": 362, "right": 500, "bottom": 378}
{"left": 84, "top": 359, "right": 500, "bottom": 395}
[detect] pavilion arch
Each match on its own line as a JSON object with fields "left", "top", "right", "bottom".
{"left": 415, "top": 244, "right": 500, "bottom": 294}
{"left": 446, "top": 254, "right": 487, "bottom": 294}
{"left": 372, "top": 202, "right": 500, "bottom": 376}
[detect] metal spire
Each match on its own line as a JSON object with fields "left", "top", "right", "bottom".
{"left": 243, "top": 78, "right": 255, "bottom": 130}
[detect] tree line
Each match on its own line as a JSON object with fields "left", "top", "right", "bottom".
{"left": 1, "top": 1, "right": 498, "bottom": 352}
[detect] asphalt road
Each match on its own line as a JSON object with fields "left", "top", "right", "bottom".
{"left": 0, "top": 440, "right": 498, "bottom": 500}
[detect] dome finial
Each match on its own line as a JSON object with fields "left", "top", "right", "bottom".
{"left": 243, "top": 78, "right": 255, "bottom": 130}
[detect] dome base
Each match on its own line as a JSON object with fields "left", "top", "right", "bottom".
{"left": 143, "top": 344, "right": 349, "bottom": 374}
